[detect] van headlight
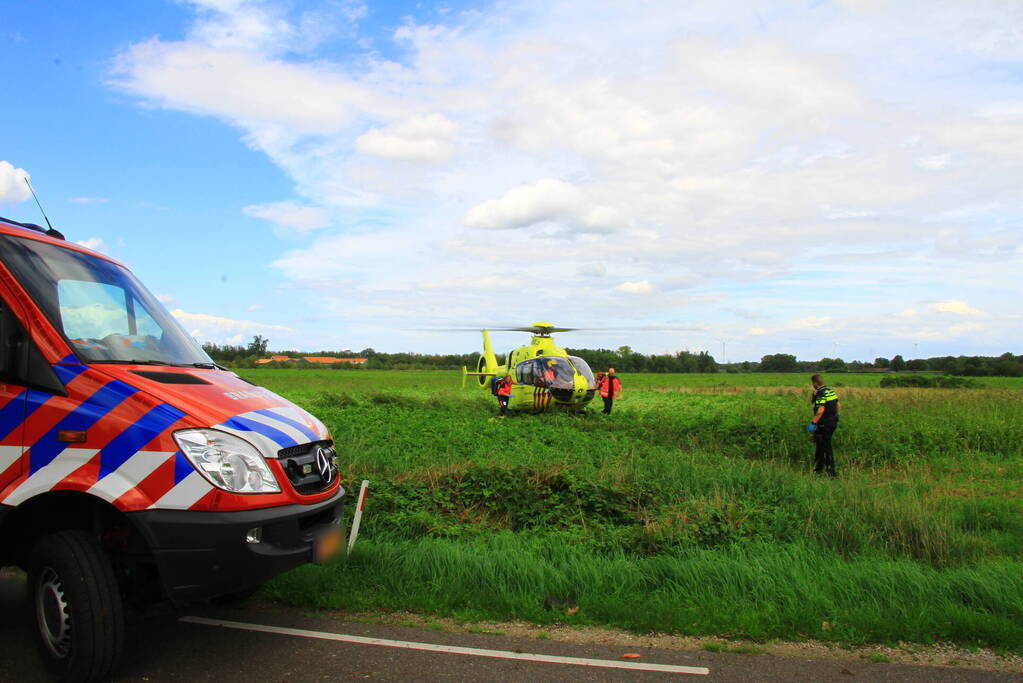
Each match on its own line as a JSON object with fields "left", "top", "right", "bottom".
{"left": 174, "top": 429, "right": 280, "bottom": 494}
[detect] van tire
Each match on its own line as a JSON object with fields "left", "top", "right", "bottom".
{"left": 28, "top": 530, "right": 125, "bottom": 683}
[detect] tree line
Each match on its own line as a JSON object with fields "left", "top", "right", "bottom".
{"left": 202, "top": 337, "right": 1021, "bottom": 376}
{"left": 755, "top": 352, "right": 1023, "bottom": 377}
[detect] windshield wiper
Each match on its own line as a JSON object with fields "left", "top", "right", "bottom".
{"left": 180, "top": 362, "right": 226, "bottom": 370}
{"left": 91, "top": 359, "right": 173, "bottom": 366}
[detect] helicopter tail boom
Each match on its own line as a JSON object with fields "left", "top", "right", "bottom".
{"left": 481, "top": 329, "right": 499, "bottom": 373}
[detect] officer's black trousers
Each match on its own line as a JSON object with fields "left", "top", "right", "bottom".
{"left": 814, "top": 422, "right": 837, "bottom": 477}
{"left": 602, "top": 396, "right": 614, "bottom": 414}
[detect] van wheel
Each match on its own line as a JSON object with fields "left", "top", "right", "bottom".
{"left": 29, "top": 530, "right": 125, "bottom": 683}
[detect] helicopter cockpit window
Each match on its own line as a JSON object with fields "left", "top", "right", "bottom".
{"left": 567, "top": 356, "right": 596, "bottom": 390}
{"left": 515, "top": 356, "right": 575, "bottom": 390}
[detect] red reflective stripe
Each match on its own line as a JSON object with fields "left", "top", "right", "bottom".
{"left": 118, "top": 451, "right": 178, "bottom": 510}
{"left": 19, "top": 370, "right": 102, "bottom": 445}
{"left": 188, "top": 487, "right": 217, "bottom": 511}
{"left": 54, "top": 451, "right": 103, "bottom": 493}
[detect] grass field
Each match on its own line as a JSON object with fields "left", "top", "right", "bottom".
{"left": 244, "top": 369, "right": 1023, "bottom": 652}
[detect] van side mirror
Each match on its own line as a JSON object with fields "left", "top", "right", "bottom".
{"left": 0, "top": 299, "right": 65, "bottom": 395}
{"left": 0, "top": 300, "right": 17, "bottom": 379}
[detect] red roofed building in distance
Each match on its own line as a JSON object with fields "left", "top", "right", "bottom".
{"left": 256, "top": 356, "right": 368, "bottom": 365}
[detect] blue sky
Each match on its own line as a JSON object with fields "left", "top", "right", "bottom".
{"left": 1, "top": 0, "right": 1020, "bottom": 361}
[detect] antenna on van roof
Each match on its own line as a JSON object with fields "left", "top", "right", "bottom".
{"left": 23, "top": 177, "right": 64, "bottom": 239}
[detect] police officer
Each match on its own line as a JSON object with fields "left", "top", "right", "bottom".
{"left": 597, "top": 367, "right": 622, "bottom": 414}
{"left": 808, "top": 374, "right": 839, "bottom": 477}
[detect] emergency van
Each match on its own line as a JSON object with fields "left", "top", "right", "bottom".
{"left": 0, "top": 216, "right": 345, "bottom": 682}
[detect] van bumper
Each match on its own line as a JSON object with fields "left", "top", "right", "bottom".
{"left": 128, "top": 487, "right": 345, "bottom": 603}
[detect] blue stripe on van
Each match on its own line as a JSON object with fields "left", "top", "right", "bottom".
{"left": 0, "top": 389, "right": 56, "bottom": 441}
{"left": 253, "top": 408, "right": 318, "bottom": 442}
{"left": 95, "top": 403, "right": 187, "bottom": 480}
{"left": 221, "top": 415, "right": 298, "bottom": 450}
{"left": 173, "top": 452, "right": 194, "bottom": 484}
{"left": 28, "top": 380, "right": 139, "bottom": 474}
{"left": 0, "top": 390, "right": 28, "bottom": 441}
{"left": 52, "top": 363, "right": 89, "bottom": 384}
{"left": 58, "top": 353, "right": 80, "bottom": 364}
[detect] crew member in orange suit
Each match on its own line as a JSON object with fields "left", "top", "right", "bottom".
{"left": 596, "top": 367, "right": 622, "bottom": 414}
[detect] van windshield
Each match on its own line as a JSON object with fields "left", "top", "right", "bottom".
{"left": 0, "top": 235, "right": 215, "bottom": 366}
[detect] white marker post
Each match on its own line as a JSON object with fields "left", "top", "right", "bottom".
{"left": 347, "top": 479, "right": 369, "bottom": 555}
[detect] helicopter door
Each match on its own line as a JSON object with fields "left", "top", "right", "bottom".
{"left": 515, "top": 357, "right": 574, "bottom": 390}
{"left": 567, "top": 356, "right": 597, "bottom": 390}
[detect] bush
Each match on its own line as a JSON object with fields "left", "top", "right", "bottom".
{"left": 879, "top": 375, "right": 979, "bottom": 388}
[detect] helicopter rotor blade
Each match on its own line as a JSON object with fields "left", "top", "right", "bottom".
{"left": 413, "top": 323, "right": 702, "bottom": 334}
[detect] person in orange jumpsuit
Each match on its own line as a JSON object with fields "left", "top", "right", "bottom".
{"left": 496, "top": 374, "right": 513, "bottom": 418}
{"left": 596, "top": 367, "right": 622, "bottom": 414}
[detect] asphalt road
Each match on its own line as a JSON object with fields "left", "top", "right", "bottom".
{"left": 1, "top": 570, "right": 1019, "bottom": 683}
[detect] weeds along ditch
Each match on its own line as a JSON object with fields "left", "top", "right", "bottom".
{"left": 244, "top": 370, "right": 1023, "bottom": 651}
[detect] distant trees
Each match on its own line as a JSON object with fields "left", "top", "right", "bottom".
{"left": 247, "top": 335, "right": 269, "bottom": 356}
{"left": 817, "top": 357, "right": 847, "bottom": 372}
{"left": 198, "top": 338, "right": 1023, "bottom": 377}
{"left": 760, "top": 353, "right": 798, "bottom": 372}
{"left": 567, "top": 348, "right": 717, "bottom": 374}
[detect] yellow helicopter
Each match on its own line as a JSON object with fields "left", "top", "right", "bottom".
{"left": 461, "top": 323, "right": 599, "bottom": 412}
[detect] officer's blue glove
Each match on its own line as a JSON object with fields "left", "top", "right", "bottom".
{"left": 807, "top": 423, "right": 816, "bottom": 433}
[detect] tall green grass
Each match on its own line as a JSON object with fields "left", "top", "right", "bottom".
{"left": 243, "top": 370, "right": 1023, "bottom": 651}
{"left": 266, "top": 536, "right": 1023, "bottom": 649}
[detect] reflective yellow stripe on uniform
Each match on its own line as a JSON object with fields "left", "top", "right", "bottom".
{"left": 815, "top": 388, "right": 838, "bottom": 406}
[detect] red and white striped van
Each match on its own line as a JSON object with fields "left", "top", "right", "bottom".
{"left": 0, "top": 216, "right": 345, "bottom": 682}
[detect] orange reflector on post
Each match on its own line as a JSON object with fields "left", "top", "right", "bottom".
{"left": 57, "top": 430, "right": 87, "bottom": 443}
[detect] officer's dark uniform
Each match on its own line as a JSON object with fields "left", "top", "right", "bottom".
{"left": 811, "top": 385, "right": 839, "bottom": 476}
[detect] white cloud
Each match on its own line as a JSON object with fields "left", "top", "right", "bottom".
{"left": 792, "top": 316, "right": 834, "bottom": 329}
{"left": 616, "top": 281, "right": 653, "bottom": 294}
{"left": 464, "top": 179, "right": 622, "bottom": 233}
{"left": 68, "top": 196, "right": 109, "bottom": 205}
{"left": 171, "top": 308, "right": 293, "bottom": 345}
{"left": 356, "top": 114, "right": 458, "bottom": 162}
{"left": 182, "top": 0, "right": 364, "bottom": 55}
{"left": 247, "top": 303, "right": 264, "bottom": 311}
{"left": 76, "top": 237, "right": 105, "bottom": 251}
{"left": 110, "top": 40, "right": 393, "bottom": 135}
{"left": 106, "top": 1, "right": 1023, "bottom": 356}
{"left": 0, "top": 161, "right": 31, "bottom": 203}
{"left": 931, "top": 300, "right": 985, "bottom": 316}
{"left": 243, "top": 201, "right": 330, "bottom": 232}
{"left": 917, "top": 153, "right": 951, "bottom": 170}
{"left": 577, "top": 263, "right": 606, "bottom": 278}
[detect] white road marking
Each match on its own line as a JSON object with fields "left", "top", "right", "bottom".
{"left": 181, "top": 616, "right": 709, "bottom": 676}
